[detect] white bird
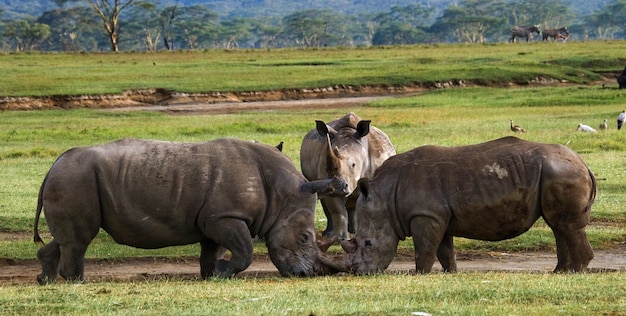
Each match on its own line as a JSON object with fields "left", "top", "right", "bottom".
{"left": 577, "top": 123, "right": 597, "bottom": 133}
{"left": 599, "top": 119, "right": 608, "bottom": 130}
{"left": 510, "top": 119, "right": 526, "bottom": 133}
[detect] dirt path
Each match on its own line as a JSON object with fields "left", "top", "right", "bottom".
{"left": 102, "top": 95, "right": 392, "bottom": 115}
{"left": 2, "top": 245, "right": 625, "bottom": 286}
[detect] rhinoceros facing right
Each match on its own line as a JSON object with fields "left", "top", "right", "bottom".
{"left": 341, "top": 136, "right": 596, "bottom": 274}
{"left": 33, "top": 138, "right": 349, "bottom": 284}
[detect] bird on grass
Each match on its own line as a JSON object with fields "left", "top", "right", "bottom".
{"left": 599, "top": 119, "right": 608, "bottom": 130}
{"left": 577, "top": 123, "right": 597, "bottom": 133}
{"left": 510, "top": 119, "right": 526, "bottom": 133}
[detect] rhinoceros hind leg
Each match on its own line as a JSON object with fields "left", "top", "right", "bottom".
{"left": 552, "top": 228, "right": 593, "bottom": 273}
{"left": 36, "top": 239, "right": 61, "bottom": 285}
{"left": 436, "top": 235, "right": 457, "bottom": 273}
{"left": 199, "top": 240, "right": 227, "bottom": 278}
{"left": 57, "top": 244, "right": 89, "bottom": 283}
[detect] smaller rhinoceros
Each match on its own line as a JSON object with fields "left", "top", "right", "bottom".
{"left": 300, "top": 112, "right": 395, "bottom": 239}
{"left": 33, "top": 138, "right": 349, "bottom": 284}
{"left": 341, "top": 136, "right": 596, "bottom": 274}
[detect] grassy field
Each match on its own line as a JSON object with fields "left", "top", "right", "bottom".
{"left": 1, "top": 42, "right": 626, "bottom": 314}
{"left": 1, "top": 41, "right": 626, "bottom": 97}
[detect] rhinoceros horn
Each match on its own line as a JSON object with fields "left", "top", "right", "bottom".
{"left": 315, "top": 236, "right": 349, "bottom": 274}
{"left": 325, "top": 134, "right": 342, "bottom": 178}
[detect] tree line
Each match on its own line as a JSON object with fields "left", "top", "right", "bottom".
{"left": 2, "top": 0, "right": 626, "bottom": 52}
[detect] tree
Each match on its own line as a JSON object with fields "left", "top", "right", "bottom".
{"left": 598, "top": 0, "right": 626, "bottom": 37}
{"left": 171, "top": 5, "right": 218, "bottom": 49}
{"left": 431, "top": 0, "right": 507, "bottom": 43}
{"left": 218, "top": 18, "right": 254, "bottom": 49}
{"left": 282, "top": 9, "right": 340, "bottom": 47}
{"left": 508, "top": 0, "right": 573, "bottom": 29}
{"left": 38, "top": 7, "right": 105, "bottom": 51}
{"left": 371, "top": 5, "right": 433, "bottom": 45}
{"left": 3, "top": 19, "right": 51, "bottom": 50}
{"left": 53, "top": 0, "right": 148, "bottom": 52}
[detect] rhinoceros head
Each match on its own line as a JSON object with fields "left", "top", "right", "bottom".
{"left": 265, "top": 201, "right": 346, "bottom": 276}
{"left": 317, "top": 119, "right": 371, "bottom": 194}
{"left": 263, "top": 178, "right": 349, "bottom": 276}
{"left": 340, "top": 178, "right": 399, "bottom": 274}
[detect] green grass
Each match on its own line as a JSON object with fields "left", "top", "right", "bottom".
{"left": 2, "top": 41, "right": 626, "bottom": 97}
{"left": 2, "top": 45, "right": 626, "bottom": 315}
{"left": 2, "top": 85, "right": 626, "bottom": 260}
{"left": 1, "top": 273, "right": 625, "bottom": 315}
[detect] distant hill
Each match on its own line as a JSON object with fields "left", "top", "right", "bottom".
{"left": 0, "top": 0, "right": 610, "bottom": 21}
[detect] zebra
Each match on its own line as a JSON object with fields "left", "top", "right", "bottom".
{"left": 542, "top": 27, "right": 570, "bottom": 41}
{"left": 509, "top": 25, "right": 540, "bottom": 42}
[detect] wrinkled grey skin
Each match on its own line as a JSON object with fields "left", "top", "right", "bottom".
{"left": 341, "top": 136, "right": 596, "bottom": 274}
{"left": 300, "top": 112, "right": 396, "bottom": 239}
{"left": 33, "top": 138, "right": 349, "bottom": 285}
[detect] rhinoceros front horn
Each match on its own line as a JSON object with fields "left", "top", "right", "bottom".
{"left": 315, "top": 239, "right": 349, "bottom": 274}
{"left": 325, "top": 134, "right": 342, "bottom": 178}
{"left": 316, "top": 234, "right": 337, "bottom": 253}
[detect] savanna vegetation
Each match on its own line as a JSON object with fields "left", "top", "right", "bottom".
{"left": 2, "top": 0, "right": 626, "bottom": 52}
{"left": 0, "top": 42, "right": 625, "bottom": 315}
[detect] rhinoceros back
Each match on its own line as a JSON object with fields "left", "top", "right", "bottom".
{"left": 42, "top": 138, "right": 303, "bottom": 248}
{"left": 372, "top": 136, "right": 595, "bottom": 240}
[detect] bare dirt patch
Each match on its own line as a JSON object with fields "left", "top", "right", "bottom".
{"left": 2, "top": 229, "right": 625, "bottom": 286}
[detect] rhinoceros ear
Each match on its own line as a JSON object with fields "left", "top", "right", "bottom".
{"left": 315, "top": 120, "right": 338, "bottom": 141}
{"left": 357, "top": 178, "right": 371, "bottom": 200}
{"left": 355, "top": 120, "right": 371, "bottom": 138}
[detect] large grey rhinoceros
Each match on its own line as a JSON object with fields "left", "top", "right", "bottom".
{"left": 33, "top": 138, "right": 349, "bottom": 284}
{"left": 300, "top": 112, "right": 395, "bottom": 239}
{"left": 341, "top": 136, "right": 597, "bottom": 274}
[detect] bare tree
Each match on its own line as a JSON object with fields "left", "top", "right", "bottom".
{"left": 54, "top": 0, "right": 146, "bottom": 51}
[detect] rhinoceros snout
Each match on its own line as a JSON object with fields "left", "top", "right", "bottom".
{"left": 329, "top": 177, "right": 350, "bottom": 197}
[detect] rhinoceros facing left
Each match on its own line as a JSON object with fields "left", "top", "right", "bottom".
{"left": 341, "top": 136, "right": 596, "bottom": 274}
{"left": 33, "top": 138, "right": 348, "bottom": 284}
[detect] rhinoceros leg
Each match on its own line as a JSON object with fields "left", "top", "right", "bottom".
{"left": 57, "top": 243, "right": 89, "bottom": 283}
{"left": 200, "top": 218, "right": 253, "bottom": 277}
{"left": 410, "top": 215, "right": 448, "bottom": 274}
{"left": 199, "top": 240, "right": 227, "bottom": 278}
{"left": 552, "top": 228, "right": 593, "bottom": 272}
{"left": 321, "top": 197, "right": 349, "bottom": 239}
{"left": 436, "top": 235, "right": 457, "bottom": 272}
{"left": 36, "top": 239, "right": 61, "bottom": 285}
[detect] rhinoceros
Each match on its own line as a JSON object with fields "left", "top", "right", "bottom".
{"left": 33, "top": 138, "right": 349, "bottom": 284}
{"left": 300, "top": 112, "right": 395, "bottom": 239}
{"left": 341, "top": 136, "right": 596, "bottom": 274}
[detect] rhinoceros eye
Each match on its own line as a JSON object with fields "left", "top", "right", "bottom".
{"left": 364, "top": 239, "right": 372, "bottom": 248}
{"left": 299, "top": 233, "right": 310, "bottom": 243}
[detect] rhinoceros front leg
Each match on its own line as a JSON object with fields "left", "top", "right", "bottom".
{"left": 321, "top": 197, "right": 349, "bottom": 239}
{"left": 200, "top": 218, "right": 254, "bottom": 278}
{"left": 409, "top": 215, "right": 449, "bottom": 274}
{"left": 199, "top": 240, "right": 227, "bottom": 279}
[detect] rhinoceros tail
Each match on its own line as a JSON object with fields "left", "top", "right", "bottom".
{"left": 585, "top": 167, "right": 598, "bottom": 214}
{"left": 33, "top": 174, "right": 47, "bottom": 247}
